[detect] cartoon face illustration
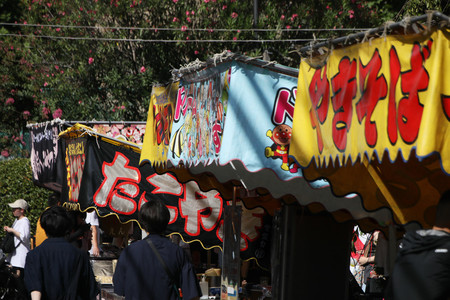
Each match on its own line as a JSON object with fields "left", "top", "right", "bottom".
{"left": 272, "top": 124, "right": 292, "bottom": 146}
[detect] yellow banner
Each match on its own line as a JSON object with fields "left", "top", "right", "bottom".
{"left": 291, "top": 29, "right": 450, "bottom": 173}
{"left": 140, "top": 82, "right": 179, "bottom": 165}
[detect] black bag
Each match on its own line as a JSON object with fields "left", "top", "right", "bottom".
{"left": 0, "top": 232, "right": 17, "bottom": 254}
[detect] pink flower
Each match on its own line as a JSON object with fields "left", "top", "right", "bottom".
{"left": 186, "top": 11, "right": 190, "bottom": 16}
{"left": 79, "top": 7, "right": 83, "bottom": 11}
{"left": 1, "top": 150, "right": 9, "bottom": 158}
{"left": 233, "top": 37, "right": 237, "bottom": 41}
{"left": 187, "top": 17, "right": 191, "bottom": 22}
{"left": 88, "top": 57, "right": 94, "bottom": 64}
{"left": 204, "top": 0, "right": 209, "bottom": 3}
{"left": 52, "top": 108, "right": 63, "bottom": 119}
{"left": 140, "top": 66, "right": 146, "bottom": 73}
{"left": 78, "top": 100, "right": 82, "bottom": 104}
{"left": 23, "top": 111, "right": 31, "bottom": 119}
{"left": 281, "top": 15, "right": 285, "bottom": 20}
{"left": 120, "top": 105, "right": 125, "bottom": 109}
{"left": 55, "top": 65, "right": 59, "bottom": 70}
{"left": 181, "top": 25, "right": 187, "bottom": 32}
{"left": 231, "top": 12, "right": 238, "bottom": 18}
{"left": 191, "top": 11, "right": 195, "bottom": 15}
{"left": 222, "top": 5, "right": 227, "bottom": 10}
{"left": 173, "top": 0, "right": 178, "bottom": 3}
{"left": 56, "top": 28, "right": 60, "bottom": 32}
{"left": 292, "top": 13, "right": 298, "bottom": 19}
{"left": 42, "top": 107, "right": 51, "bottom": 118}
{"left": 44, "top": 82, "right": 48, "bottom": 87}
{"left": 194, "top": 50, "right": 199, "bottom": 55}
{"left": 286, "top": 25, "right": 291, "bottom": 29}
{"left": 6, "top": 98, "right": 14, "bottom": 105}
{"left": 326, "top": 5, "right": 331, "bottom": 9}
{"left": 173, "top": 17, "right": 179, "bottom": 22}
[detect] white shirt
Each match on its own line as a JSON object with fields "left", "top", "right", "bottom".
{"left": 85, "top": 211, "right": 101, "bottom": 255}
{"left": 6, "top": 217, "right": 30, "bottom": 268}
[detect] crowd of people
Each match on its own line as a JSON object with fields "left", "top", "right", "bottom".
{"left": 2, "top": 197, "right": 202, "bottom": 300}
{"left": 2, "top": 190, "right": 450, "bottom": 299}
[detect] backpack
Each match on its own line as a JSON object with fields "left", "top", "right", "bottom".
{"left": 0, "top": 232, "right": 17, "bottom": 254}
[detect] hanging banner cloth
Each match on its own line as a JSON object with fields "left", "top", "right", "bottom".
{"left": 27, "top": 118, "right": 67, "bottom": 192}
{"left": 291, "top": 28, "right": 450, "bottom": 228}
{"left": 140, "top": 82, "right": 179, "bottom": 163}
{"left": 59, "top": 124, "right": 272, "bottom": 268}
{"left": 140, "top": 55, "right": 394, "bottom": 232}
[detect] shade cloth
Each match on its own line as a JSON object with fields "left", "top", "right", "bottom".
{"left": 291, "top": 28, "right": 450, "bottom": 228}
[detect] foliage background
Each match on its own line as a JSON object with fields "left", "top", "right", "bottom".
{"left": 0, "top": 1, "right": 448, "bottom": 222}
{"left": 0, "top": 158, "right": 50, "bottom": 239}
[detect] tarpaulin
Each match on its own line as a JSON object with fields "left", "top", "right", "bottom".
{"left": 140, "top": 57, "right": 393, "bottom": 232}
{"left": 92, "top": 123, "right": 146, "bottom": 145}
{"left": 291, "top": 28, "right": 450, "bottom": 228}
{"left": 292, "top": 28, "right": 450, "bottom": 170}
{"left": 140, "top": 82, "right": 179, "bottom": 164}
{"left": 60, "top": 125, "right": 272, "bottom": 267}
{"left": 29, "top": 119, "right": 66, "bottom": 192}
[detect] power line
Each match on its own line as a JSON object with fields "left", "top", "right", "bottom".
{"left": 0, "top": 33, "right": 327, "bottom": 43}
{"left": 0, "top": 22, "right": 371, "bottom": 33}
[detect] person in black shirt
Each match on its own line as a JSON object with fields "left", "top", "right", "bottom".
{"left": 385, "top": 190, "right": 450, "bottom": 300}
{"left": 24, "top": 206, "right": 99, "bottom": 300}
{"left": 113, "top": 199, "right": 201, "bottom": 300}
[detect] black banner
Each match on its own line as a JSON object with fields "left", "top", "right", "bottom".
{"left": 76, "top": 136, "right": 271, "bottom": 267}
{"left": 30, "top": 122, "right": 66, "bottom": 192}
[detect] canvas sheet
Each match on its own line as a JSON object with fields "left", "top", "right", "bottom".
{"left": 72, "top": 134, "right": 271, "bottom": 266}
{"left": 156, "top": 61, "right": 316, "bottom": 183}
{"left": 291, "top": 29, "right": 450, "bottom": 174}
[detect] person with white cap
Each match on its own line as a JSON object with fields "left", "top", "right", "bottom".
{"left": 3, "top": 198, "right": 31, "bottom": 279}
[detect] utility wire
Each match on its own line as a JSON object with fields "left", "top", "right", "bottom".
{"left": 0, "top": 33, "right": 327, "bottom": 43}
{"left": 0, "top": 22, "right": 371, "bottom": 32}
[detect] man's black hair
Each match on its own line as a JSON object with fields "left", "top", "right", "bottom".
{"left": 40, "top": 206, "right": 72, "bottom": 238}
{"left": 138, "top": 199, "right": 170, "bottom": 235}
{"left": 47, "top": 192, "right": 61, "bottom": 207}
{"left": 435, "top": 189, "right": 450, "bottom": 228}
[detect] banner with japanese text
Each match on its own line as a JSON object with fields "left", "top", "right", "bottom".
{"left": 78, "top": 135, "right": 272, "bottom": 267}
{"left": 140, "top": 82, "right": 179, "bottom": 165}
{"left": 29, "top": 120, "right": 66, "bottom": 192}
{"left": 63, "top": 137, "right": 87, "bottom": 203}
{"left": 166, "top": 68, "right": 230, "bottom": 164}
{"left": 291, "top": 29, "right": 450, "bottom": 174}
{"left": 164, "top": 60, "right": 321, "bottom": 183}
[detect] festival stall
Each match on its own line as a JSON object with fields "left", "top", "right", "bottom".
{"left": 57, "top": 124, "right": 273, "bottom": 291}
{"left": 139, "top": 53, "right": 366, "bottom": 299}
{"left": 288, "top": 11, "right": 450, "bottom": 294}
{"left": 291, "top": 12, "right": 450, "bottom": 230}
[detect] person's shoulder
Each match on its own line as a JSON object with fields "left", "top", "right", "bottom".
{"left": 18, "top": 217, "right": 30, "bottom": 225}
{"left": 123, "top": 239, "right": 148, "bottom": 253}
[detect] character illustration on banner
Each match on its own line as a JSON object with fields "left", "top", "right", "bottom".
{"left": 265, "top": 124, "right": 299, "bottom": 173}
